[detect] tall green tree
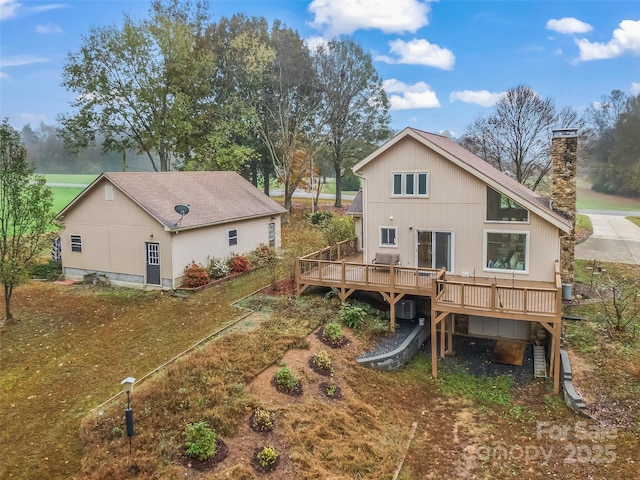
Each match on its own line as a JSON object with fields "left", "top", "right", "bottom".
{"left": 0, "top": 119, "right": 58, "bottom": 322}
{"left": 583, "top": 89, "right": 634, "bottom": 194}
{"left": 606, "top": 93, "right": 640, "bottom": 196}
{"left": 59, "top": 1, "right": 217, "bottom": 171}
{"left": 313, "top": 39, "right": 391, "bottom": 206}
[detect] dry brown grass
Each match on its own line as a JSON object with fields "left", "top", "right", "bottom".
{"left": 3, "top": 206, "right": 640, "bottom": 480}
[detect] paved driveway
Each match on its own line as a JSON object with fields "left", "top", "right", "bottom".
{"left": 575, "top": 214, "right": 640, "bottom": 265}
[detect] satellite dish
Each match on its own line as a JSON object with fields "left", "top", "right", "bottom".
{"left": 174, "top": 204, "right": 190, "bottom": 215}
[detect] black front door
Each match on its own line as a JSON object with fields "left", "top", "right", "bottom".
{"left": 145, "top": 242, "right": 160, "bottom": 285}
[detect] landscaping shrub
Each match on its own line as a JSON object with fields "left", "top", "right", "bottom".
{"left": 310, "top": 210, "right": 333, "bottom": 225}
{"left": 184, "top": 421, "right": 217, "bottom": 461}
{"left": 207, "top": 256, "right": 230, "bottom": 279}
{"left": 28, "top": 259, "right": 62, "bottom": 280}
{"left": 275, "top": 366, "right": 299, "bottom": 392}
{"left": 323, "top": 322, "right": 343, "bottom": 343}
{"left": 183, "top": 262, "right": 210, "bottom": 288}
{"left": 310, "top": 350, "right": 334, "bottom": 375}
{"left": 256, "top": 446, "right": 278, "bottom": 468}
{"left": 340, "top": 302, "right": 366, "bottom": 329}
{"left": 227, "top": 254, "right": 251, "bottom": 274}
{"left": 250, "top": 407, "right": 275, "bottom": 433}
{"left": 322, "top": 214, "right": 355, "bottom": 246}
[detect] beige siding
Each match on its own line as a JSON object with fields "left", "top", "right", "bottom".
{"left": 171, "top": 216, "right": 282, "bottom": 280}
{"left": 359, "top": 137, "right": 560, "bottom": 282}
{"left": 60, "top": 179, "right": 171, "bottom": 284}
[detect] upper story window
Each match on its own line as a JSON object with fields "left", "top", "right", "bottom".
{"left": 392, "top": 172, "right": 429, "bottom": 197}
{"left": 70, "top": 234, "right": 82, "bottom": 253}
{"left": 228, "top": 229, "right": 238, "bottom": 246}
{"left": 484, "top": 231, "right": 528, "bottom": 273}
{"left": 105, "top": 185, "right": 114, "bottom": 201}
{"left": 486, "top": 187, "right": 528, "bottom": 222}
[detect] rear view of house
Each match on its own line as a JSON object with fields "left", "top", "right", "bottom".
{"left": 58, "top": 171, "right": 286, "bottom": 289}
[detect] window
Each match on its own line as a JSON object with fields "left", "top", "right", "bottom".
{"left": 268, "top": 222, "right": 275, "bottom": 248}
{"left": 105, "top": 185, "right": 114, "bottom": 201}
{"left": 484, "top": 231, "right": 528, "bottom": 272}
{"left": 380, "top": 227, "right": 397, "bottom": 247}
{"left": 486, "top": 187, "right": 528, "bottom": 222}
{"left": 391, "top": 172, "right": 429, "bottom": 197}
{"left": 70, "top": 235, "right": 82, "bottom": 252}
{"left": 228, "top": 229, "right": 238, "bottom": 246}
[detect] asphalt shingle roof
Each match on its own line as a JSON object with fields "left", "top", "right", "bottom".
{"left": 61, "top": 171, "right": 286, "bottom": 231}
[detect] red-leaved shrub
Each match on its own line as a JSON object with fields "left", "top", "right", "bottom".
{"left": 227, "top": 254, "right": 251, "bottom": 274}
{"left": 183, "top": 261, "right": 210, "bottom": 288}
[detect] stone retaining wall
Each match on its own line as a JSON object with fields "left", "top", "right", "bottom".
{"left": 560, "top": 349, "right": 587, "bottom": 413}
{"left": 357, "top": 321, "right": 430, "bottom": 371}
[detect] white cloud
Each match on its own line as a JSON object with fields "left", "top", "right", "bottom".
{"left": 576, "top": 19, "right": 640, "bottom": 61}
{"left": 305, "top": 35, "right": 328, "bottom": 52}
{"left": 17, "top": 113, "right": 47, "bottom": 124}
{"left": 631, "top": 82, "right": 640, "bottom": 95}
{"left": 546, "top": 17, "right": 592, "bottom": 35}
{"left": 377, "top": 38, "right": 455, "bottom": 70}
{"left": 0, "top": 0, "right": 20, "bottom": 20}
{"left": 36, "top": 22, "right": 62, "bottom": 34}
{"left": 449, "top": 89, "right": 505, "bottom": 107}
{"left": 0, "top": 71, "right": 9, "bottom": 79}
{"left": 0, "top": 54, "right": 49, "bottom": 68}
{"left": 383, "top": 79, "right": 440, "bottom": 110}
{"left": 308, "top": 0, "right": 431, "bottom": 35}
{"left": 29, "top": 3, "right": 68, "bottom": 14}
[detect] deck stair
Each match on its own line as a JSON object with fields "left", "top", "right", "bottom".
{"left": 533, "top": 345, "right": 547, "bottom": 378}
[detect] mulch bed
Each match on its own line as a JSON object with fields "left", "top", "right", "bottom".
{"left": 251, "top": 447, "right": 281, "bottom": 473}
{"left": 319, "top": 382, "right": 343, "bottom": 400}
{"left": 249, "top": 408, "right": 276, "bottom": 433}
{"left": 316, "top": 327, "right": 351, "bottom": 349}
{"left": 308, "top": 356, "right": 333, "bottom": 376}
{"left": 270, "top": 375, "right": 303, "bottom": 396}
{"left": 181, "top": 438, "right": 229, "bottom": 471}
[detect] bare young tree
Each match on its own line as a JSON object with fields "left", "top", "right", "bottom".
{"left": 462, "top": 85, "right": 585, "bottom": 191}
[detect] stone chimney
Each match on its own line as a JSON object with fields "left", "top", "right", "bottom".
{"left": 551, "top": 128, "right": 578, "bottom": 282}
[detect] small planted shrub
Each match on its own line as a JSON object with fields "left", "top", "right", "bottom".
{"left": 339, "top": 302, "right": 366, "bottom": 329}
{"left": 321, "top": 322, "right": 348, "bottom": 348}
{"left": 310, "top": 210, "right": 333, "bottom": 225}
{"left": 250, "top": 407, "right": 275, "bottom": 433}
{"left": 273, "top": 366, "right": 302, "bottom": 395}
{"left": 227, "top": 254, "right": 251, "bottom": 274}
{"left": 183, "top": 261, "right": 210, "bottom": 288}
{"left": 184, "top": 421, "right": 217, "bottom": 461}
{"left": 310, "top": 350, "right": 334, "bottom": 376}
{"left": 319, "top": 382, "right": 342, "bottom": 400}
{"left": 255, "top": 445, "right": 278, "bottom": 471}
{"left": 207, "top": 256, "right": 230, "bottom": 279}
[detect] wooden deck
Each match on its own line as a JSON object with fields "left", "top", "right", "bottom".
{"left": 295, "top": 239, "right": 564, "bottom": 393}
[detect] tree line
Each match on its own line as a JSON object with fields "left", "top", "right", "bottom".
{"left": 58, "top": 0, "right": 391, "bottom": 210}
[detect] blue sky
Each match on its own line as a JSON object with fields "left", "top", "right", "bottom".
{"left": 1, "top": 0, "right": 639, "bottom": 137}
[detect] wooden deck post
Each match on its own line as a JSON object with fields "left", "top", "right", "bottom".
{"left": 431, "top": 309, "right": 438, "bottom": 379}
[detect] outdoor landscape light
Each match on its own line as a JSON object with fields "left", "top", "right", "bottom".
{"left": 121, "top": 377, "right": 136, "bottom": 454}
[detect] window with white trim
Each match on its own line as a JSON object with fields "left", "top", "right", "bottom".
{"left": 105, "top": 185, "right": 114, "bottom": 201}
{"left": 484, "top": 231, "right": 528, "bottom": 272}
{"left": 228, "top": 229, "right": 238, "bottom": 246}
{"left": 70, "top": 234, "right": 82, "bottom": 252}
{"left": 392, "top": 172, "right": 429, "bottom": 197}
{"left": 380, "top": 227, "right": 397, "bottom": 247}
{"left": 268, "top": 222, "right": 275, "bottom": 248}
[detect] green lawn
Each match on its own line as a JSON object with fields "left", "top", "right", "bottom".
{"left": 577, "top": 177, "right": 640, "bottom": 212}
{"left": 51, "top": 186, "right": 84, "bottom": 213}
{"left": 44, "top": 174, "right": 98, "bottom": 185}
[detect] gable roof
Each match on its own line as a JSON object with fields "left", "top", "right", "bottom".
{"left": 58, "top": 171, "right": 286, "bottom": 231}
{"left": 353, "top": 127, "right": 572, "bottom": 233}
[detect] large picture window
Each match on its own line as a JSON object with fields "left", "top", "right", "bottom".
{"left": 392, "top": 172, "right": 429, "bottom": 197}
{"left": 485, "top": 231, "right": 528, "bottom": 272}
{"left": 380, "top": 227, "right": 397, "bottom": 247}
{"left": 486, "top": 187, "right": 528, "bottom": 222}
